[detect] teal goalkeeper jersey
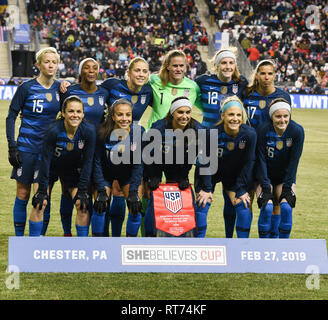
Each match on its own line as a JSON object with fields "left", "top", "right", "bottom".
{"left": 146, "top": 74, "right": 201, "bottom": 129}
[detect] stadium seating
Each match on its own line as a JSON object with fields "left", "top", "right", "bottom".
{"left": 26, "top": 0, "right": 209, "bottom": 80}
{"left": 205, "top": 0, "right": 328, "bottom": 94}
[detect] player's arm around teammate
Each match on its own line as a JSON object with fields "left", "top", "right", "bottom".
{"left": 195, "top": 96, "right": 257, "bottom": 238}
{"left": 255, "top": 98, "right": 304, "bottom": 238}
{"left": 30, "top": 96, "right": 96, "bottom": 236}
{"left": 5, "top": 47, "right": 61, "bottom": 236}
{"left": 143, "top": 96, "right": 213, "bottom": 237}
{"left": 93, "top": 99, "right": 145, "bottom": 237}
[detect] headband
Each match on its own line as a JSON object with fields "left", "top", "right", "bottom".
{"left": 170, "top": 98, "right": 193, "bottom": 114}
{"left": 215, "top": 50, "right": 236, "bottom": 66}
{"left": 221, "top": 100, "right": 243, "bottom": 113}
{"left": 269, "top": 101, "right": 291, "bottom": 118}
{"left": 255, "top": 59, "right": 275, "bottom": 71}
{"left": 78, "top": 58, "right": 99, "bottom": 75}
{"left": 62, "top": 95, "right": 83, "bottom": 107}
{"left": 35, "top": 47, "right": 59, "bottom": 62}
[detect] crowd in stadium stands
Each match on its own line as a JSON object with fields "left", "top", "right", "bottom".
{"left": 26, "top": 0, "right": 209, "bottom": 80}
{"left": 206, "top": 0, "right": 328, "bottom": 94}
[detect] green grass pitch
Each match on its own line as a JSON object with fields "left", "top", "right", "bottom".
{"left": 0, "top": 100, "right": 327, "bottom": 300}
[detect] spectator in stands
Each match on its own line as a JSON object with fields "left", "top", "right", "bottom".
{"left": 28, "top": 0, "right": 208, "bottom": 79}
{"left": 247, "top": 43, "right": 260, "bottom": 69}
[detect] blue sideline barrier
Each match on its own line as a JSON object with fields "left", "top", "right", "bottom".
{"left": 8, "top": 237, "right": 328, "bottom": 273}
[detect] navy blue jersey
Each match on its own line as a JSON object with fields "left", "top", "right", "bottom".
{"left": 242, "top": 87, "right": 291, "bottom": 129}
{"left": 195, "top": 74, "right": 248, "bottom": 128}
{"left": 101, "top": 78, "right": 153, "bottom": 122}
{"left": 146, "top": 118, "right": 212, "bottom": 191}
{"left": 6, "top": 78, "right": 61, "bottom": 153}
{"left": 61, "top": 84, "right": 109, "bottom": 126}
{"left": 94, "top": 124, "right": 145, "bottom": 192}
{"left": 212, "top": 123, "right": 257, "bottom": 197}
{"left": 37, "top": 119, "right": 96, "bottom": 192}
{"left": 256, "top": 120, "right": 304, "bottom": 188}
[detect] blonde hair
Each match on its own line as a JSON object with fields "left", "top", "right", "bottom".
{"left": 217, "top": 95, "right": 248, "bottom": 125}
{"left": 158, "top": 49, "right": 186, "bottom": 86}
{"left": 35, "top": 47, "right": 60, "bottom": 64}
{"left": 125, "top": 56, "right": 149, "bottom": 81}
{"left": 247, "top": 59, "right": 276, "bottom": 94}
{"left": 209, "top": 47, "right": 241, "bottom": 81}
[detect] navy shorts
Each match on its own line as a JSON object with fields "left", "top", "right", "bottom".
{"left": 49, "top": 168, "right": 81, "bottom": 190}
{"left": 10, "top": 151, "right": 40, "bottom": 185}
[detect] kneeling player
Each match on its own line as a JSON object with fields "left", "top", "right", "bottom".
{"left": 144, "top": 96, "right": 212, "bottom": 237}
{"left": 92, "top": 99, "right": 145, "bottom": 237}
{"left": 256, "top": 98, "right": 304, "bottom": 238}
{"left": 30, "top": 96, "right": 96, "bottom": 236}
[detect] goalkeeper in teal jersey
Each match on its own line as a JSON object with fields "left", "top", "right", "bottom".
{"left": 146, "top": 49, "right": 201, "bottom": 129}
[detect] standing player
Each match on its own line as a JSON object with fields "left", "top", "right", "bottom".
{"left": 144, "top": 96, "right": 213, "bottom": 237}
{"left": 146, "top": 49, "right": 201, "bottom": 129}
{"left": 59, "top": 57, "right": 109, "bottom": 237}
{"left": 6, "top": 47, "right": 61, "bottom": 236}
{"left": 195, "top": 47, "right": 248, "bottom": 127}
{"left": 100, "top": 57, "right": 153, "bottom": 237}
{"left": 92, "top": 99, "right": 145, "bottom": 237}
{"left": 194, "top": 96, "right": 257, "bottom": 238}
{"left": 193, "top": 47, "right": 248, "bottom": 238}
{"left": 242, "top": 59, "right": 291, "bottom": 236}
{"left": 256, "top": 98, "right": 304, "bottom": 238}
{"left": 30, "top": 96, "right": 96, "bottom": 236}
{"left": 242, "top": 59, "right": 291, "bottom": 129}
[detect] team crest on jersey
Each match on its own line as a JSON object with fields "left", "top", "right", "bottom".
{"left": 99, "top": 96, "right": 104, "bottom": 105}
{"left": 221, "top": 86, "right": 227, "bottom": 94}
{"left": 259, "top": 100, "right": 266, "bottom": 109}
{"left": 227, "top": 142, "right": 235, "bottom": 151}
{"left": 286, "top": 138, "right": 292, "bottom": 147}
{"left": 78, "top": 140, "right": 84, "bottom": 149}
{"left": 141, "top": 95, "right": 147, "bottom": 104}
{"left": 276, "top": 141, "right": 283, "bottom": 150}
{"left": 131, "top": 95, "right": 138, "bottom": 104}
{"left": 232, "top": 84, "right": 238, "bottom": 94}
{"left": 238, "top": 140, "right": 246, "bottom": 149}
{"left": 171, "top": 88, "right": 178, "bottom": 96}
{"left": 164, "top": 191, "right": 183, "bottom": 214}
{"left": 184, "top": 89, "right": 190, "bottom": 97}
{"left": 66, "top": 142, "right": 74, "bottom": 151}
{"left": 88, "top": 97, "right": 94, "bottom": 106}
{"left": 46, "top": 93, "right": 52, "bottom": 102}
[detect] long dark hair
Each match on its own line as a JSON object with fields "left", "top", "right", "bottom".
{"left": 98, "top": 98, "right": 133, "bottom": 141}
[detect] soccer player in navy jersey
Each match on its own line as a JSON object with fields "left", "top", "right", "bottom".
{"left": 242, "top": 59, "right": 291, "bottom": 130}
{"left": 143, "top": 96, "right": 213, "bottom": 237}
{"left": 193, "top": 47, "right": 248, "bottom": 237}
{"left": 256, "top": 98, "right": 304, "bottom": 239}
{"left": 194, "top": 96, "right": 257, "bottom": 238}
{"left": 242, "top": 59, "right": 291, "bottom": 236}
{"left": 6, "top": 47, "right": 61, "bottom": 236}
{"left": 30, "top": 96, "right": 96, "bottom": 236}
{"left": 58, "top": 58, "right": 109, "bottom": 237}
{"left": 92, "top": 99, "right": 145, "bottom": 237}
{"left": 100, "top": 57, "right": 153, "bottom": 237}
{"left": 194, "top": 47, "right": 248, "bottom": 128}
